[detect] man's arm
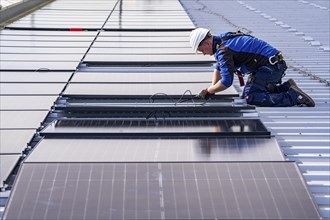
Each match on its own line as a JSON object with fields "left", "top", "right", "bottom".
{"left": 212, "top": 69, "right": 221, "bottom": 85}
{"left": 196, "top": 69, "right": 227, "bottom": 100}
{"left": 209, "top": 69, "right": 227, "bottom": 93}
{"left": 207, "top": 80, "right": 228, "bottom": 94}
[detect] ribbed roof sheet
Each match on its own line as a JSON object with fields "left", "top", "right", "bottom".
{"left": 180, "top": 0, "right": 330, "bottom": 217}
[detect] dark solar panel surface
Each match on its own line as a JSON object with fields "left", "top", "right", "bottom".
{"left": 3, "top": 162, "right": 320, "bottom": 220}
{"left": 40, "top": 119, "right": 270, "bottom": 137}
{"left": 25, "top": 137, "right": 284, "bottom": 162}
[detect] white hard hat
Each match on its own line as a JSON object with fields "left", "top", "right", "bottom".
{"left": 189, "top": 28, "right": 210, "bottom": 52}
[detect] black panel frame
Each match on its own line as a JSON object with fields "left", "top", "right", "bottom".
{"left": 39, "top": 118, "right": 270, "bottom": 138}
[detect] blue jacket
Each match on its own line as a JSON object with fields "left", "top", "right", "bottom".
{"left": 213, "top": 32, "right": 279, "bottom": 87}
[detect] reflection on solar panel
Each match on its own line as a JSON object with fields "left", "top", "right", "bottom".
{"left": 26, "top": 137, "right": 284, "bottom": 162}
{"left": 3, "top": 162, "right": 320, "bottom": 220}
{"left": 40, "top": 119, "right": 270, "bottom": 137}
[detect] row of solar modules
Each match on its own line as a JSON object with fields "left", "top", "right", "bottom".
{"left": 1, "top": 30, "right": 216, "bottom": 70}
{"left": 0, "top": 0, "right": 210, "bottom": 192}
{"left": 4, "top": 115, "right": 322, "bottom": 220}
{"left": 5, "top": 0, "right": 195, "bottom": 30}
{"left": 180, "top": 0, "right": 330, "bottom": 218}
{"left": 0, "top": 27, "right": 93, "bottom": 186}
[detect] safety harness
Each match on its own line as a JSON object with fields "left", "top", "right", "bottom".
{"left": 215, "top": 31, "right": 286, "bottom": 91}
{"left": 214, "top": 31, "right": 254, "bottom": 87}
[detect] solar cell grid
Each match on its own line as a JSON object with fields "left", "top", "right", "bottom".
{"left": 3, "top": 162, "right": 321, "bottom": 220}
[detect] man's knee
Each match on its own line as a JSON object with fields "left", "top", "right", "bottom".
{"left": 245, "top": 93, "right": 269, "bottom": 106}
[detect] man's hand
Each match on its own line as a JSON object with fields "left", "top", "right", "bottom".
{"left": 196, "top": 88, "right": 214, "bottom": 100}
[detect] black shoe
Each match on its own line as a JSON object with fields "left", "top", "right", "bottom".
{"left": 291, "top": 86, "right": 315, "bottom": 107}
{"left": 287, "top": 78, "right": 298, "bottom": 88}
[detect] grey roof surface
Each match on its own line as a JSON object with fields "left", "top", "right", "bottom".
{"left": 180, "top": 0, "right": 330, "bottom": 217}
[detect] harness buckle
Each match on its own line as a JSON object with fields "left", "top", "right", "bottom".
{"left": 269, "top": 54, "right": 278, "bottom": 65}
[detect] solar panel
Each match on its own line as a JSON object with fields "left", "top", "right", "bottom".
{"left": 83, "top": 54, "right": 214, "bottom": 63}
{"left": 25, "top": 137, "right": 284, "bottom": 162}
{"left": 40, "top": 119, "right": 270, "bottom": 137}
{"left": 63, "top": 83, "right": 238, "bottom": 98}
{"left": 0, "top": 72, "right": 72, "bottom": 83}
{"left": 0, "top": 61, "right": 78, "bottom": 71}
{"left": 3, "top": 162, "right": 321, "bottom": 219}
{"left": 103, "top": 22, "right": 195, "bottom": 29}
{"left": 88, "top": 47, "right": 195, "bottom": 54}
{"left": 0, "top": 96, "right": 57, "bottom": 110}
{"left": 1, "top": 54, "right": 84, "bottom": 62}
{"left": 97, "top": 31, "right": 190, "bottom": 37}
{"left": 0, "top": 30, "right": 97, "bottom": 36}
{"left": 0, "top": 83, "right": 65, "bottom": 95}
{"left": 0, "top": 41, "right": 91, "bottom": 47}
{"left": 70, "top": 72, "right": 210, "bottom": 83}
{"left": 0, "top": 155, "right": 20, "bottom": 187}
{"left": 0, "top": 111, "right": 48, "bottom": 129}
{"left": 0, "top": 130, "right": 34, "bottom": 154}
{"left": 0, "top": 35, "right": 95, "bottom": 41}
{"left": 0, "top": 47, "right": 87, "bottom": 54}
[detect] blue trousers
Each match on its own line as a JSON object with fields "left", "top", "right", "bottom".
{"left": 242, "top": 64, "right": 298, "bottom": 107}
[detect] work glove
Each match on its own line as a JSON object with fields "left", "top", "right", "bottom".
{"left": 196, "top": 88, "right": 214, "bottom": 100}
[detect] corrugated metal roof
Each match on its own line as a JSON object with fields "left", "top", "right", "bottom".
{"left": 180, "top": 0, "right": 329, "bottom": 218}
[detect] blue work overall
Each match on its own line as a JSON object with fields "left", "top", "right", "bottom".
{"left": 213, "top": 32, "right": 299, "bottom": 107}
{"left": 242, "top": 63, "right": 298, "bottom": 107}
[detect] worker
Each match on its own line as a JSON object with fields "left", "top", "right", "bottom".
{"left": 190, "top": 28, "right": 315, "bottom": 107}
